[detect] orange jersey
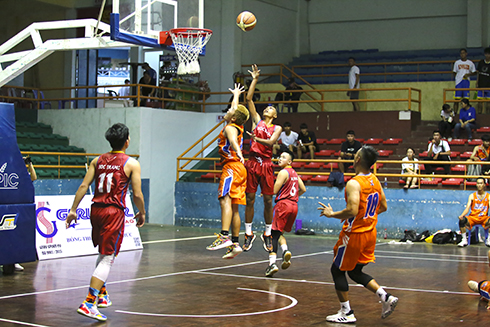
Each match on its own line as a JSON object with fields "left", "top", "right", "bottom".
{"left": 218, "top": 123, "right": 243, "bottom": 164}
{"left": 469, "top": 192, "right": 489, "bottom": 218}
{"left": 342, "top": 173, "right": 382, "bottom": 233}
{"left": 475, "top": 145, "right": 490, "bottom": 160}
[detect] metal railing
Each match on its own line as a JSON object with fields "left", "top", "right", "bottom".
{"left": 443, "top": 87, "right": 490, "bottom": 105}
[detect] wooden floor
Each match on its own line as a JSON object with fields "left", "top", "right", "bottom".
{"left": 1, "top": 225, "right": 490, "bottom": 326}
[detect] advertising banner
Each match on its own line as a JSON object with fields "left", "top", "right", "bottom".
{"left": 35, "top": 194, "right": 143, "bottom": 260}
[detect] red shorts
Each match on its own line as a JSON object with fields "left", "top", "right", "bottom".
{"left": 333, "top": 228, "right": 376, "bottom": 271}
{"left": 466, "top": 214, "right": 490, "bottom": 229}
{"left": 218, "top": 161, "right": 247, "bottom": 205}
{"left": 272, "top": 200, "right": 298, "bottom": 232}
{"left": 245, "top": 156, "right": 274, "bottom": 195}
{"left": 91, "top": 205, "right": 125, "bottom": 255}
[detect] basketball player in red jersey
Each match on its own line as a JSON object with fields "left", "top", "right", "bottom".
{"left": 265, "top": 150, "right": 306, "bottom": 277}
{"left": 65, "top": 123, "right": 145, "bottom": 322}
{"left": 206, "top": 84, "right": 249, "bottom": 259}
{"left": 243, "top": 64, "right": 283, "bottom": 253}
{"left": 318, "top": 146, "right": 398, "bottom": 323}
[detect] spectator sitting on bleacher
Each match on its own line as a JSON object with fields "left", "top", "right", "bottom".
{"left": 453, "top": 98, "right": 477, "bottom": 140}
{"left": 284, "top": 77, "right": 303, "bottom": 113}
{"left": 273, "top": 122, "right": 298, "bottom": 158}
{"left": 297, "top": 123, "right": 317, "bottom": 160}
{"left": 425, "top": 130, "right": 451, "bottom": 176}
{"left": 401, "top": 148, "right": 419, "bottom": 189}
{"left": 338, "top": 130, "right": 362, "bottom": 173}
{"left": 439, "top": 104, "right": 455, "bottom": 141}
{"left": 467, "top": 134, "right": 490, "bottom": 178}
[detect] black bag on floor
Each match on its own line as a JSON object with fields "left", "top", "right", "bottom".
{"left": 399, "top": 230, "right": 417, "bottom": 242}
{"left": 432, "top": 231, "right": 457, "bottom": 244}
{"left": 414, "top": 230, "right": 431, "bottom": 242}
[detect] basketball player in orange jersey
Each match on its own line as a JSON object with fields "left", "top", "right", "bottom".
{"left": 265, "top": 150, "right": 306, "bottom": 277}
{"left": 206, "top": 84, "right": 250, "bottom": 259}
{"left": 467, "top": 249, "right": 490, "bottom": 309}
{"left": 243, "top": 64, "right": 283, "bottom": 253}
{"left": 65, "top": 123, "right": 146, "bottom": 322}
{"left": 318, "top": 146, "right": 398, "bottom": 323}
{"left": 457, "top": 177, "right": 490, "bottom": 247}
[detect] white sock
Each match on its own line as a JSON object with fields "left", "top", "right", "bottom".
{"left": 376, "top": 287, "right": 388, "bottom": 301}
{"left": 281, "top": 244, "right": 288, "bottom": 252}
{"left": 269, "top": 254, "right": 276, "bottom": 265}
{"left": 462, "top": 233, "right": 467, "bottom": 241}
{"left": 340, "top": 300, "right": 351, "bottom": 313}
{"left": 245, "top": 223, "right": 252, "bottom": 235}
{"left": 265, "top": 224, "right": 272, "bottom": 236}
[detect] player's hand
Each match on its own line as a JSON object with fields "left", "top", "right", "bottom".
{"left": 346, "top": 91, "right": 350, "bottom": 96}
{"left": 229, "top": 83, "right": 245, "bottom": 95}
{"left": 65, "top": 210, "right": 77, "bottom": 229}
{"left": 238, "top": 153, "right": 245, "bottom": 164}
{"left": 135, "top": 211, "right": 145, "bottom": 228}
{"left": 317, "top": 202, "right": 334, "bottom": 217}
{"left": 433, "top": 153, "right": 439, "bottom": 160}
{"left": 248, "top": 64, "right": 260, "bottom": 79}
{"left": 247, "top": 131, "right": 257, "bottom": 142}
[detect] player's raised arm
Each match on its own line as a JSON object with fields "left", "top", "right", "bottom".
{"left": 247, "top": 64, "right": 261, "bottom": 126}
{"left": 229, "top": 83, "right": 245, "bottom": 110}
{"left": 318, "top": 179, "right": 360, "bottom": 220}
{"left": 65, "top": 157, "right": 98, "bottom": 228}
{"left": 247, "top": 125, "right": 283, "bottom": 147}
{"left": 224, "top": 125, "right": 244, "bottom": 164}
{"left": 127, "top": 158, "right": 146, "bottom": 227}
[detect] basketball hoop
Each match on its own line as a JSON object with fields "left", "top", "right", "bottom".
{"left": 169, "top": 28, "right": 213, "bottom": 75}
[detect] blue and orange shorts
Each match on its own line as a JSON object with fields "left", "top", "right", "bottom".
{"left": 272, "top": 200, "right": 298, "bottom": 233}
{"left": 333, "top": 228, "right": 377, "bottom": 271}
{"left": 479, "top": 280, "right": 490, "bottom": 300}
{"left": 218, "top": 161, "right": 247, "bottom": 205}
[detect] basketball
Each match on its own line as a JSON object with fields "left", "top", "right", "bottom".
{"left": 236, "top": 11, "right": 257, "bottom": 32}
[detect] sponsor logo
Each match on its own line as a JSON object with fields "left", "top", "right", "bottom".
{"left": 36, "top": 207, "right": 58, "bottom": 238}
{"left": 0, "top": 213, "right": 18, "bottom": 231}
{"left": 0, "top": 162, "right": 19, "bottom": 190}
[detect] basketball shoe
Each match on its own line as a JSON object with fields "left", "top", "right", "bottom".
{"left": 206, "top": 233, "right": 232, "bottom": 250}
{"left": 97, "top": 293, "right": 112, "bottom": 308}
{"left": 281, "top": 250, "right": 292, "bottom": 270}
{"left": 468, "top": 280, "right": 479, "bottom": 293}
{"left": 265, "top": 263, "right": 279, "bottom": 277}
{"left": 261, "top": 233, "right": 273, "bottom": 253}
{"left": 381, "top": 293, "right": 398, "bottom": 319}
{"left": 242, "top": 233, "right": 256, "bottom": 251}
{"left": 326, "top": 309, "right": 356, "bottom": 323}
{"left": 222, "top": 243, "right": 243, "bottom": 259}
{"left": 77, "top": 301, "right": 107, "bottom": 321}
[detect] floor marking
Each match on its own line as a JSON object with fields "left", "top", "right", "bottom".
{"left": 142, "top": 234, "right": 224, "bottom": 244}
{"left": 116, "top": 287, "right": 297, "bottom": 318}
{"left": 196, "top": 271, "right": 478, "bottom": 297}
{"left": 0, "top": 318, "right": 49, "bottom": 327}
{"left": 375, "top": 254, "right": 487, "bottom": 264}
{"left": 376, "top": 249, "right": 487, "bottom": 259}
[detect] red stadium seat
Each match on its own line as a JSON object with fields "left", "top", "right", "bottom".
{"left": 364, "top": 138, "right": 383, "bottom": 145}
{"left": 468, "top": 139, "right": 481, "bottom": 146}
{"left": 451, "top": 165, "right": 466, "bottom": 172}
{"left": 201, "top": 172, "right": 221, "bottom": 179}
{"left": 378, "top": 150, "right": 393, "bottom": 157}
{"left": 436, "top": 167, "right": 445, "bottom": 171}
{"left": 316, "top": 138, "right": 328, "bottom": 144}
{"left": 311, "top": 175, "right": 329, "bottom": 182}
{"left": 465, "top": 181, "right": 477, "bottom": 187}
{"left": 291, "top": 162, "right": 305, "bottom": 169}
{"left": 334, "top": 150, "right": 341, "bottom": 156}
{"left": 460, "top": 151, "right": 473, "bottom": 159}
{"left": 344, "top": 175, "right": 352, "bottom": 182}
{"left": 450, "top": 151, "right": 461, "bottom": 158}
{"left": 448, "top": 139, "right": 466, "bottom": 146}
{"left": 299, "top": 175, "right": 312, "bottom": 181}
{"left": 420, "top": 177, "right": 442, "bottom": 185}
{"left": 419, "top": 151, "right": 428, "bottom": 158}
{"left": 315, "top": 149, "right": 336, "bottom": 157}
{"left": 382, "top": 138, "right": 403, "bottom": 145}
{"left": 399, "top": 179, "right": 406, "bottom": 185}
{"left": 324, "top": 162, "right": 339, "bottom": 169}
{"left": 304, "top": 162, "right": 323, "bottom": 169}
{"left": 372, "top": 163, "right": 384, "bottom": 169}
{"left": 442, "top": 178, "right": 463, "bottom": 186}
{"left": 356, "top": 138, "right": 365, "bottom": 144}
{"left": 326, "top": 138, "right": 344, "bottom": 145}
{"left": 477, "top": 126, "right": 490, "bottom": 133}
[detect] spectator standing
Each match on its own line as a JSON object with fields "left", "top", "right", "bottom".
{"left": 453, "top": 48, "right": 476, "bottom": 112}
{"left": 272, "top": 122, "right": 298, "bottom": 158}
{"left": 338, "top": 130, "right": 362, "bottom": 173}
{"left": 425, "top": 130, "right": 451, "bottom": 176}
{"left": 439, "top": 104, "right": 456, "bottom": 141}
{"left": 297, "top": 123, "right": 318, "bottom": 160}
{"left": 347, "top": 57, "right": 360, "bottom": 111}
{"left": 142, "top": 62, "right": 157, "bottom": 84}
{"left": 119, "top": 79, "right": 132, "bottom": 107}
{"left": 138, "top": 71, "right": 156, "bottom": 106}
{"left": 401, "top": 148, "right": 419, "bottom": 189}
{"left": 476, "top": 47, "right": 490, "bottom": 114}
{"left": 284, "top": 77, "right": 303, "bottom": 113}
{"left": 453, "top": 99, "right": 477, "bottom": 140}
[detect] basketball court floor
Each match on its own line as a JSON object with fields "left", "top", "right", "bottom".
{"left": 1, "top": 225, "right": 489, "bottom": 326}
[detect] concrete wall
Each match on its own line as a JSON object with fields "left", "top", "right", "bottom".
{"left": 38, "top": 108, "right": 222, "bottom": 225}
{"left": 175, "top": 181, "right": 471, "bottom": 238}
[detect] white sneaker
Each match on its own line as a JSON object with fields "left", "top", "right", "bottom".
{"left": 326, "top": 310, "right": 356, "bottom": 323}
{"left": 14, "top": 263, "right": 24, "bottom": 271}
{"left": 468, "top": 280, "right": 479, "bottom": 293}
{"left": 457, "top": 239, "right": 468, "bottom": 247}
{"left": 222, "top": 243, "right": 243, "bottom": 259}
{"left": 381, "top": 294, "right": 398, "bottom": 319}
{"left": 485, "top": 237, "right": 490, "bottom": 247}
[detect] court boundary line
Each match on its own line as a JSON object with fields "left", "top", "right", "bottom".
{"left": 0, "top": 318, "right": 49, "bottom": 327}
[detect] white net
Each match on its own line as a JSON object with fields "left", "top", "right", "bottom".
{"left": 170, "top": 29, "right": 212, "bottom": 75}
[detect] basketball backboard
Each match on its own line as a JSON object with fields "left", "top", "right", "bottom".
{"left": 111, "top": 0, "right": 203, "bottom": 48}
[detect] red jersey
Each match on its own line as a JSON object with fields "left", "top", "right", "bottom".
{"left": 343, "top": 173, "right": 382, "bottom": 233}
{"left": 218, "top": 123, "right": 243, "bottom": 164}
{"left": 250, "top": 120, "right": 276, "bottom": 159}
{"left": 92, "top": 152, "right": 131, "bottom": 209}
{"left": 275, "top": 167, "right": 299, "bottom": 203}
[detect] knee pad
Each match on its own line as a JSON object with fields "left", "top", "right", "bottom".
{"left": 92, "top": 254, "right": 115, "bottom": 283}
{"left": 459, "top": 217, "right": 469, "bottom": 228}
{"left": 347, "top": 264, "right": 373, "bottom": 287}
{"left": 271, "top": 230, "right": 282, "bottom": 253}
{"left": 331, "top": 263, "right": 349, "bottom": 292}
